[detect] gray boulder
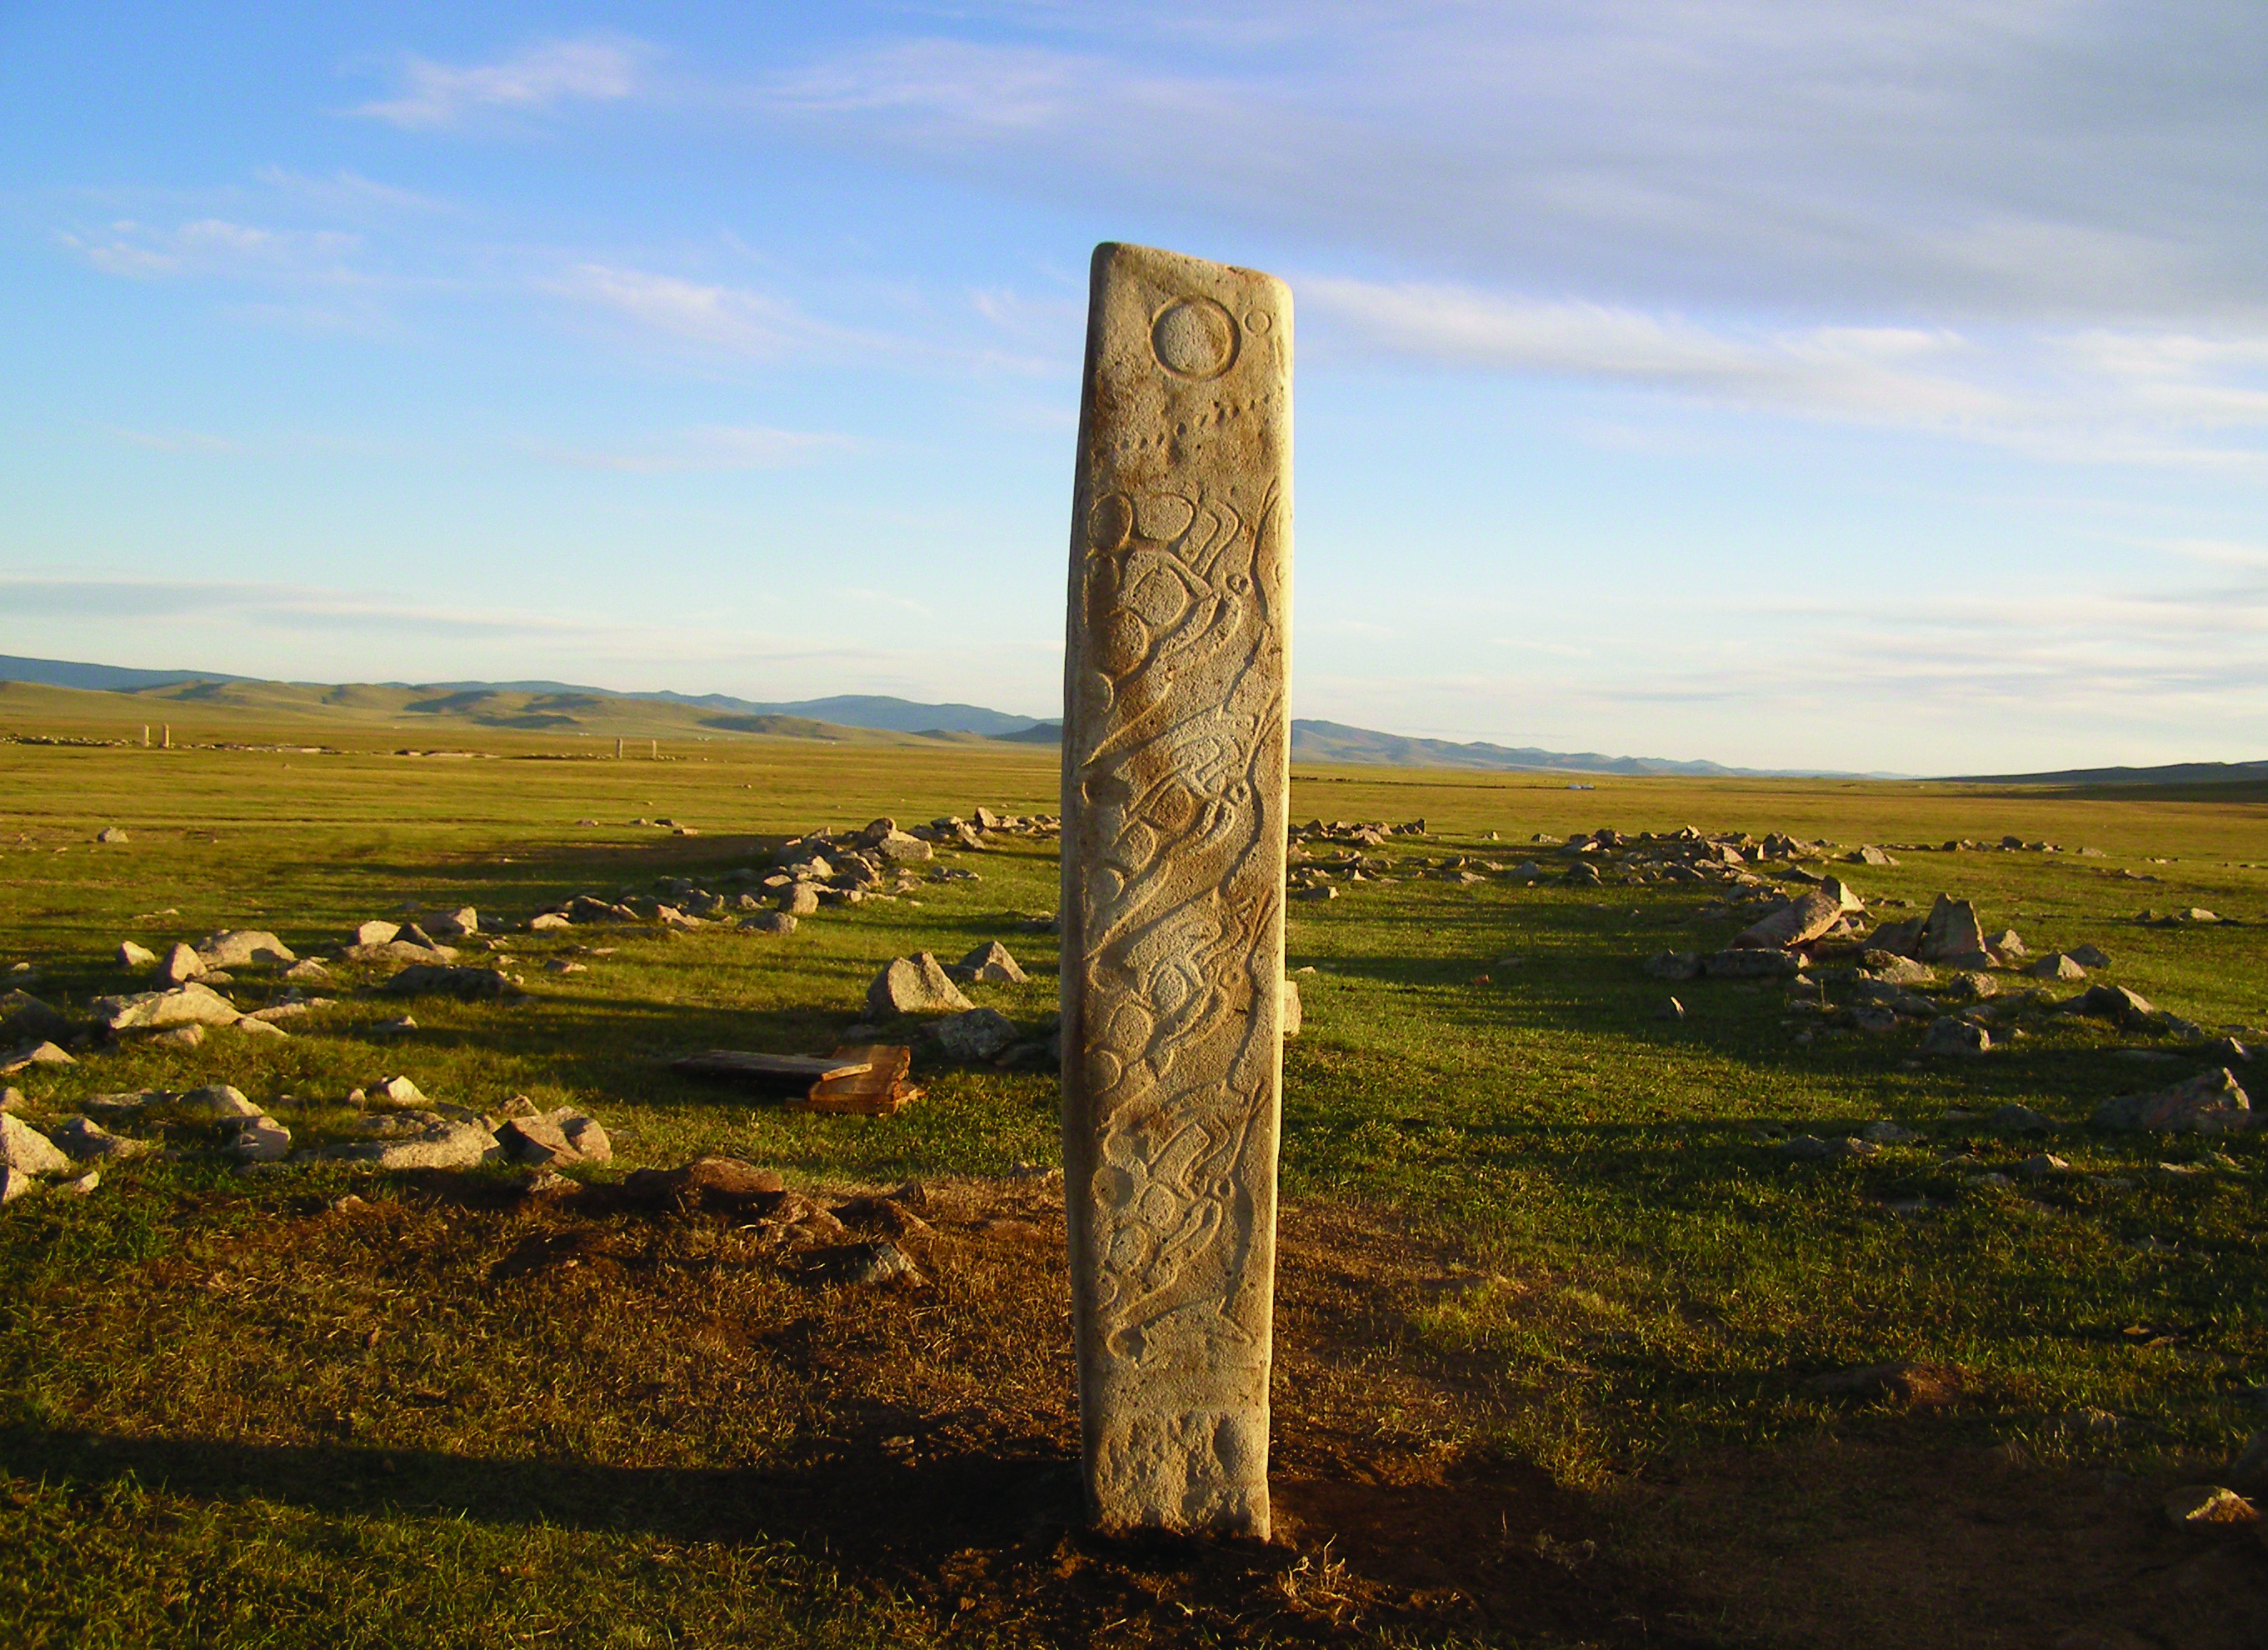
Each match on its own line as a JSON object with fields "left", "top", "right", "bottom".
{"left": 0, "top": 1115, "right": 71, "bottom": 1175}
{"left": 2071, "top": 943, "right": 2112, "bottom": 968}
{"left": 1282, "top": 977, "right": 1302, "bottom": 1039}
{"left": 1, "top": 990, "right": 75, "bottom": 1044}
{"left": 2030, "top": 952, "right": 2087, "bottom": 980}
{"left": 1917, "top": 896, "right": 1991, "bottom": 968}
{"left": 866, "top": 954, "right": 974, "bottom": 1018}
{"left": 230, "top": 1117, "right": 292, "bottom": 1162}
{"left": 2093, "top": 1068, "right": 2251, "bottom": 1134}
{"left": 1645, "top": 951, "right": 1702, "bottom": 982}
{"left": 92, "top": 982, "right": 241, "bottom": 1032}
{"left": 426, "top": 908, "right": 479, "bottom": 938}
{"left": 1733, "top": 889, "right": 1844, "bottom": 951}
{"left": 382, "top": 965, "right": 521, "bottom": 1000}
{"left": 156, "top": 942, "right": 204, "bottom": 985}
{"left": 1922, "top": 1018, "right": 1991, "bottom": 1056}
{"left": 355, "top": 920, "right": 402, "bottom": 946}
{"left": 779, "top": 885, "right": 822, "bottom": 918}
{"left": 117, "top": 940, "right": 157, "bottom": 970}
{"left": 955, "top": 941, "right": 1027, "bottom": 985}
{"left": 872, "top": 831, "right": 934, "bottom": 863}
{"left": 2062, "top": 983, "right": 2154, "bottom": 1024}
{"left": 1701, "top": 949, "right": 1801, "bottom": 979}
{"left": 0, "top": 1165, "right": 37, "bottom": 1203}
{"left": 740, "top": 911, "right": 797, "bottom": 936}
{"left": 931, "top": 1008, "right": 1019, "bottom": 1062}
{"left": 50, "top": 1116, "right": 153, "bottom": 1161}
{"left": 173, "top": 1084, "right": 265, "bottom": 1121}
{"left": 322, "top": 1119, "right": 502, "bottom": 1171}
{"left": 196, "top": 930, "right": 296, "bottom": 969}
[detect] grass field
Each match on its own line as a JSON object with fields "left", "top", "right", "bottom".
{"left": 2, "top": 683, "right": 2265, "bottom": 1648}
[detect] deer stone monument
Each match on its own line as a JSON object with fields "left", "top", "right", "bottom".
{"left": 1059, "top": 242, "right": 1292, "bottom": 1538}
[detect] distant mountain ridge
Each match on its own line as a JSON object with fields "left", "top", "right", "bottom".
{"left": 10, "top": 653, "right": 2247, "bottom": 782}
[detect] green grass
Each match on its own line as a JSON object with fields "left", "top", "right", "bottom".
{"left": 2, "top": 689, "right": 2265, "bottom": 1646}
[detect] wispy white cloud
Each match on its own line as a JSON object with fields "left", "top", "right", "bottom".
{"left": 522, "top": 425, "right": 862, "bottom": 473}
{"left": 252, "top": 167, "right": 458, "bottom": 217}
{"left": 1306, "top": 276, "right": 2268, "bottom": 466}
{"left": 353, "top": 34, "right": 652, "bottom": 130}
{"left": 549, "top": 263, "right": 845, "bottom": 361}
{"left": 60, "top": 218, "right": 364, "bottom": 281}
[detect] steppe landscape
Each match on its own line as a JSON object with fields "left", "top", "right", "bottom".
{"left": 2, "top": 682, "right": 2261, "bottom": 1648}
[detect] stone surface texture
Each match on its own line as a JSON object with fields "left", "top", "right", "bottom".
{"left": 1059, "top": 242, "right": 1291, "bottom": 1540}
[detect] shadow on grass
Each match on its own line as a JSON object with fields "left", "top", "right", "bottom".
{"left": 0, "top": 1424, "right": 1082, "bottom": 1551}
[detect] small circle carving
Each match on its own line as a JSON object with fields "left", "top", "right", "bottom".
{"left": 1151, "top": 298, "right": 1237, "bottom": 380}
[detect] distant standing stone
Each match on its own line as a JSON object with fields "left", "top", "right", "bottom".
{"left": 1060, "top": 242, "right": 1291, "bottom": 1540}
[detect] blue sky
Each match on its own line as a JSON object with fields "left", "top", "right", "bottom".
{"left": 3, "top": 2, "right": 2265, "bottom": 772}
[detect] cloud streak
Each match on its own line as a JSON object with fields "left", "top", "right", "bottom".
{"left": 353, "top": 34, "right": 652, "bottom": 130}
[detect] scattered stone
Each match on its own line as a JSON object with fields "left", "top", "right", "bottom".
{"left": 356, "top": 920, "right": 402, "bottom": 947}
{"left": 0, "top": 1114, "right": 71, "bottom": 1175}
{"left": 2064, "top": 983, "right": 2154, "bottom": 1023}
{"left": 2031, "top": 952, "right": 2088, "bottom": 980}
{"left": 1732, "top": 889, "right": 1843, "bottom": 951}
{"left": 320, "top": 1119, "right": 502, "bottom": 1171}
{"left": 529, "top": 912, "right": 572, "bottom": 932}
{"left": 0, "top": 1165, "right": 36, "bottom": 1203}
{"left": 2071, "top": 943, "right": 2112, "bottom": 968}
{"left": 1701, "top": 949, "right": 1801, "bottom": 980}
{"left": 1990, "top": 1103, "right": 2051, "bottom": 1133}
{"left": 565, "top": 896, "right": 639, "bottom": 925}
{"left": 0, "top": 1088, "right": 21, "bottom": 1114}
{"left": 96, "top": 827, "right": 129, "bottom": 844}
{"left": 2164, "top": 1486, "right": 2257, "bottom": 1528}
{"left": 49, "top": 1116, "right": 152, "bottom": 1162}
{"left": 91, "top": 982, "right": 242, "bottom": 1032}
{"left": 1644, "top": 950, "right": 1701, "bottom": 981}
{"left": 1281, "top": 977, "right": 1302, "bottom": 1039}
{"left": 234, "top": 1016, "right": 288, "bottom": 1039}
{"left": 372, "top": 1016, "right": 418, "bottom": 1035}
{"left": 0, "top": 1041, "right": 76, "bottom": 1074}
{"left": 1851, "top": 846, "right": 1897, "bottom": 866}
{"left": 866, "top": 954, "right": 974, "bottom": 1018}
{"left": 231, "top": 1117, "right": 292, "bottom": 1162}
{"left": 1917, "top": 895, "right": 1991, "bottom": 968}
{"left": 427, "top": 907, "right": 479, "bottom": 938}
{"left": 1986, "top": 928, "right": 2025, "bottom": 958}
{"left": 543, "top": 958, "right": 586, "bottom": 973}
{"left": 61, "top": 1170, "right": 98, "bottom": 1196}
{"left": 1922, "top": 1018, "right": 1991, "bottom": 1056}
{"left": 497, "top": 1117, "right": 581, "bottom": 1168}
{"left": 365, "top": 1075, "right": 429, "bottom": 1108}
{"left": 147, "top": 1024, "right": 205, "bottom": 1049}
{"left": 556, "top": 1111, "right": 610, "bottom": 1162}
{"left": 382, "top": 964, "right": 522, "bottom": 1000}
{"left": 117, "top": 940, "right": 157, "bottom": 969}
{"left": 2093, "top": 1068, "right": 2252, "bottom": 1134}
{"left": 0, "top": 990, "right": 73, "bottom": 1044}
{"left": 1862, "top": 1121, "right": 1918, "bottom": 1144}
{"left": 2020, "top": 1152, "right": 2071, "bottom": 1176}
{"left": 1861, "top": 952, "right": 1936, "bottom": 986}
{"left": 282, "top": 958, "right": 329, "bottom": 982}
{"left": 779, "top": 885, "right": 822, "bottom": 918}
{"left": 930, "top": 1008, "right": 1019, "bottom": 1062}
{"left": 955, "top": 940, "right": 1027, "bottom": 986}
{"left": 740, "top": 912, "right": 797, "bottom": 936}
{"left": 1821, "top": 878, "right": 1866, "bottom": 913}
{"left": 1655, "top": 998, "right": 1685, "bottom": 1021}
{"left": 195, "top": 929, "right": 296, "bottom": 969}
{"left": 1779, "top": 1135, "right": 1878, "bottom": 1161}
{"left": 173, "top": 1084, "right": 265, "bottom": 1122}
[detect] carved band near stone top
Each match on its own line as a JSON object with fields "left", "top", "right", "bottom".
{"left": 1060, "top": 242, "right": 1292, "bottom": 1538}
